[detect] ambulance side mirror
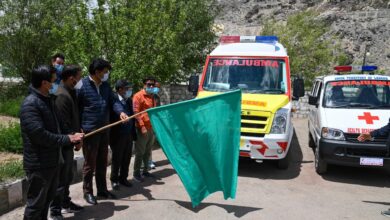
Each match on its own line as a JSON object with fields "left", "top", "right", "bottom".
{"left": 308, "top": 95, "right": 318, "bottom": 106}
{"left": 188, "top": 75, "right": 199, "bottom": 96}
{"left": 292, "top": 78, "right": 305, "bottom": 100}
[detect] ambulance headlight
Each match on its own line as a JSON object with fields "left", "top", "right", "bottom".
{"left": 270, "top": 108, "right": 288, "bottom": 134}
{"left": 321, "top": 127, "right": 345, "bottom": 141}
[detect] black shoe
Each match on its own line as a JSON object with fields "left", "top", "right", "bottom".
{"left": 142, "top": 171, "right": 156, "bottom": 178}
{"left": 62, "top": 201, "right": 84, "bottom": 213}
{"left": 97, "top": 191, "right": 117, "bottom": 200}
{"left": 112, "top": 181, "right": 120, "bottom": 191}
{"left": 119, "top": 179, "right": 133, "bottom": 187}
{"left": 133, "top": 173, "right": 144, "bottom": 182}
{"left": 50, "top": 214, "right": 64, "bottom": 220}
{"left": 84, "top": 193, "right": 97, "bottom": 205}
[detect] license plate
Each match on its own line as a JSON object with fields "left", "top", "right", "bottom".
{"left": 360, "top": 157, "right": 383, "bottom": 166}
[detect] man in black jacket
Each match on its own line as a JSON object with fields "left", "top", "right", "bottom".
{"left": 20, "top": 65, "right": 84, "bottom": 220}
{"left": 358, "top": 118, "right": 390, "bottom": 217}
{"left": 110, "top": 80, "right": 137, "bottom": 190}
{"left": 78, "top": 58, "right": 128, "bottom": 205}
{"left": 50, "top": 65, "right": 84, "bottom": 219}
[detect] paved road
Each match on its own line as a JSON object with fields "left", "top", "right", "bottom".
{"left": 2, "top": 118, "right": 390, "bottom": 220}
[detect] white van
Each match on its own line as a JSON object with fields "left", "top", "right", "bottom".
{"left": 308, "top": 66, "right": 390, "bottom": 174}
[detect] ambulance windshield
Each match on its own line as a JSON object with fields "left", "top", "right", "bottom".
{"left": 203, "top": 58, "right": 287, "bottom": 94}
{"left": 324, "top": 80, "right": 390, "bottom": 108}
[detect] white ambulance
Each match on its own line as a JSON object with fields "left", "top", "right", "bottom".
{"left": 308, "top": 66, "right": 390, "bottom": 174}
{"left": 188, "top": 36, "right": 306, "bottom": 169}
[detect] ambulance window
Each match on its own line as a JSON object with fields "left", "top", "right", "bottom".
{"left": 311, "top": 81, "right": 319, "bottom": 96}
{"left": 316, "top": 82, "right": 323, "bottom": 104}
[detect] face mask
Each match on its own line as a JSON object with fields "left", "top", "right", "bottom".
{"left": 152, "top": 87, "right": 160, "bottom": 94}
{"left": 49, "top": 83, "right": 58, "bottom": 95}
{"left": 125, "top": 90, "right": 132, "bottom": 98}
{"left": 74, "top": 80, "right": 83, "bottom": 90}
{"left": 54, "top": 64, "right": 64, "bottom": 73}
{"left": 102, "top": 72, "right": 109, "bottom": 82}
{"left": 145, "top": 87, "right": 154, "bottom": 94}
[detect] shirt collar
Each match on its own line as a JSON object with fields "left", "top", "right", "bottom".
{"left": 118, "top": 94, "right": 124, "bottom": 101}
{"left": 89, "top": 75, "right": 102, "bottom": 87}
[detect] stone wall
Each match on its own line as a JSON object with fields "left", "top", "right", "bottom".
{"left": 159, "top": 84, "right": 196, "bottom": 105}
{"left": 292, "top": 92, "right": 310, "bottom": 118}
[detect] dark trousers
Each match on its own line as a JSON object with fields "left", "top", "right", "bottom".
{"left": 24, "top": 167, "right": 59, "bottom": 220}
{"left": 110, "top": 134, "right": 134, "bottom": 182}
{"left": 50, "top": 148, "right": 74, "bottom": 215}
{"left": 134, "top": 128, "right": 155, "bottom": 175}
{"left": 82, "top": 131, "right": 108, "bottom": 194}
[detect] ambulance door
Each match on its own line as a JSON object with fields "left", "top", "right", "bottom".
{"left": 309, "top": 79, "right": 323, "bottom": 143}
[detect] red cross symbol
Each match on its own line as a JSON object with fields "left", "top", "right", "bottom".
{"left": 358, "top": 112, "right": 379, "bottom": 124}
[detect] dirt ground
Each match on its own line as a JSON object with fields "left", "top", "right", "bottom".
{"left": 0, "top": 116, "right": 18, "bottom": 127}
{"left": 0, "top": 115, "right": 21, "bottom": 163}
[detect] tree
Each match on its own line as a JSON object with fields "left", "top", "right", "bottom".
{"left": 0, "top": 0, "right": 217, "bottom": 86}
{"left": 261, "top": 10, "right": 348, "bottom": 85}
{"left": 57, "top": 0, "right": 218, "bottom": 86}
{"left": 0, "top": 0, "right": 74, "bottom": 83}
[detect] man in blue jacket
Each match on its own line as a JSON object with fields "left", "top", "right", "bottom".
{"left": 20, "top": 65, "right": 84, "bottom": 220}
{"left": 110, "top": 80, "right": 137, "bottom": 190}
{"left": 77, "top": 58, "right": 128, "bottom": 205}
{"left": 358, "top": 118, "right": 390, "bottom": 217}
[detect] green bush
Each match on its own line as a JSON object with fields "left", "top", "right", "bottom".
{"left": 0, "top": 96, "right": 23, "bottom": 117}
{"left": 0, "top": 160, "right": 24, "bottom": 183}
{"left": 0, "top": 123, "right": 23, "bottom": 154}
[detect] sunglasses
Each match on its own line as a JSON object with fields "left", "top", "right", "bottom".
{"left": 146, "top": 83, "right": 155, "bottom": 87}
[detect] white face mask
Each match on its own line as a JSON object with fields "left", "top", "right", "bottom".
{"left": 102, "top": 72, "right": 110, "bottom": 82}
{"left": 74, "top": 80, "right": 83, "bottom": 89}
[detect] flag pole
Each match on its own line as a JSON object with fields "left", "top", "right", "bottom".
{"left": 84, "top": 110, "right": 146, "bottom": 138}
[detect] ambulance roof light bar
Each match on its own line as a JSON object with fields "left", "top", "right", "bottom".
{"left": 334, "top": 65, "right": 378, "bottom": 73}
{"left": 219, "top": 36, "right": 279, "bottom": 44}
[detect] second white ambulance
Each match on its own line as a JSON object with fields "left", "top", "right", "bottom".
{"left": 308, "top": 66, "right": 390, "bottom": 174}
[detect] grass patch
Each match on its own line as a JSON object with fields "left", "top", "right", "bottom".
{"left": 0, "top": 159, "right": 24, "bottom": 183}
{"left": 0, "top": 96, "right": 23, "bottom": 118}
{"left": 0, "top": 123, "right": 23, "bottom": 154}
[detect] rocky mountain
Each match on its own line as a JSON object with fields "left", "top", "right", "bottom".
{"left": 214, "top": 0, "right": 390, "bottom": 73}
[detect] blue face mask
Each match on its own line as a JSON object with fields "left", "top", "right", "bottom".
{"left": 152, "top": 87, "right": 160, "bottom": 94}
{"left": 102, "top": 72, "right": 109, "bottom": 82}
{"left": 54, "top": 64, "right": 64, "bottom": 73}
{"left": 49, "top": 83, "right": 58, "bottom": 95}
{"left": 125, "top": 90, "right": 132, "bottom": 98}
{"left": 145, "top": 87, "right": 154, "bottom": 94}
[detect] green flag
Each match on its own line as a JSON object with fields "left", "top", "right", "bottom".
{"left": 147, "top": 90, "right": 241, "bottom": 207}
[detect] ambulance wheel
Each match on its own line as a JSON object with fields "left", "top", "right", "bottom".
{"left": 315, "top": 145, "right": 327, "bottom": 174}
{"left": 277, "top": 150, "right": 290, "bottom": 169}
{"left": 309, "top": 133, "right": 315, "bottom": 149}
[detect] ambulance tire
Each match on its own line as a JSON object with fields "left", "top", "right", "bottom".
{"left": 315, "top": 145, "right": 327, "bottom": 174}
{"left": 309, "top": 133, "right": 315, "bottom": 149}
{"left": 277, "top": 149, "right": 290, "bottom": 169}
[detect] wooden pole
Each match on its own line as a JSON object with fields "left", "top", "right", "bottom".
{"left": 84, "top": 110, "right": 146, "bottom": 138}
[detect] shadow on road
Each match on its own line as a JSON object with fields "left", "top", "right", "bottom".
{"left": 363, "top": 200, "right": 390, "bottom": 206}
{"left": 154, "top": 159, "right": 170, "bottom": 167}
{"left": 66, "top": 167, "right": 176, "bottom": 219}
{"left": 115, "top": 167, "right": 176, "bottom": 200}
{"left": 174, "top": 200, "right": 262, "bottom": 218}
{"left": 320, "top": 165, "right": 390, "bottom": 187}
{"left": 67, "top": 202, "right": 128, "bottom": 220}
{"left": 238, "top": 129, "right": 304, "bottom": 180}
